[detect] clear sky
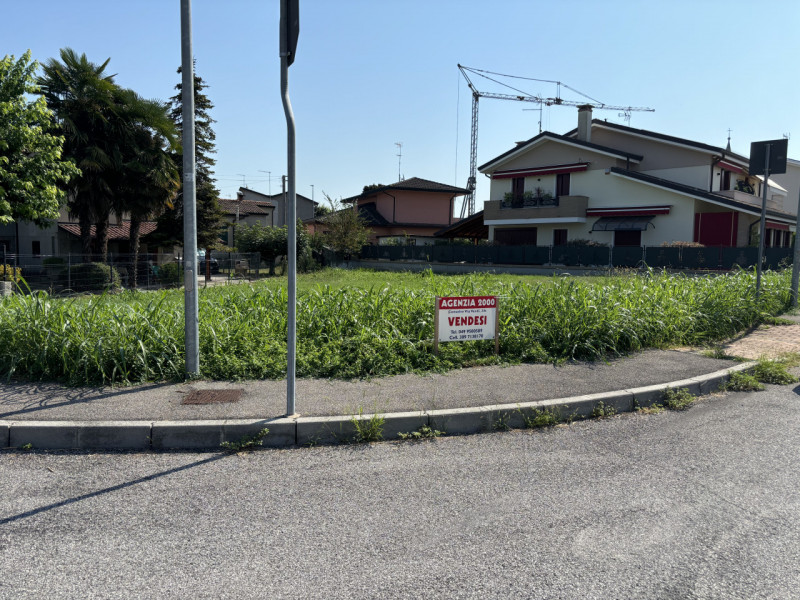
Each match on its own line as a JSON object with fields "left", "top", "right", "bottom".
{"left": 3, "top": 0, "right": 799, "bottom": 215}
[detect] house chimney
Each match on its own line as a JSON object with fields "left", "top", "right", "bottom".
{"left": 577, "top": 105, "right": 593, "bottom": 142}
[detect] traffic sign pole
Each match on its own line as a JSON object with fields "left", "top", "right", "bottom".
{"left": 280, "top": 0, "right": 299, "bottom": 416}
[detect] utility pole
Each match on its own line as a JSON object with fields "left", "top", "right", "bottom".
{"left": 180, "top": 0, "right": 199, "bottom": 376}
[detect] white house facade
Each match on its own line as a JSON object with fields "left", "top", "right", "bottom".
{"left": 479, "top": 109, "right": 796, "bottom": 249}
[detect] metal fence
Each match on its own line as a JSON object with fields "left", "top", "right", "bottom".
{"left": 359, "top": 244, "right": 794, "bottom": 271}
{"left": 0, "top": 251, "right": 262, "bottom": 295}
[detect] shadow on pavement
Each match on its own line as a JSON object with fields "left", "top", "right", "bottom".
{"left": 0, "top": 453, "right": 227, "bottom": 526}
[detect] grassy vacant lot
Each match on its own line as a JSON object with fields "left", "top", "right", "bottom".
{"left": 0, "top": 267, "right": 791, "bottom": 386}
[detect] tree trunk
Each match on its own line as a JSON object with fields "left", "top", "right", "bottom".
{"left": 80, "top": 217, "right": 93, "bottom": 258}
{"left": 95, "top": 215, "right": 109, "bottom": 263}
{"left": 129, "top": 217, "right": 141, "bottom": 289}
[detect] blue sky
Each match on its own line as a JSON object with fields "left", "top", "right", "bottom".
{"left": 4, "top": 0, "right": 799, "bottom": 214}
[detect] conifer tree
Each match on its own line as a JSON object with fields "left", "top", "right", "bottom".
{"left": 149, "top": 65, "right": 225, "bottom": 253}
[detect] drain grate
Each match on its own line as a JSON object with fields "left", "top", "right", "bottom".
{"left": 182, "top": 389, "right": 244, "bottom": 405}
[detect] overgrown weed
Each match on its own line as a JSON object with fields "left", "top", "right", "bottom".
{"left": 349, "top": 407, "right": 385, "bottom": 443}
{"left": 520, "top": 408, "right": 561, "bottom": 428}
{"left": 591, "top": 401, "right": 617, "bottom": 418}
{"left": 724, "top": 372, "right": 764, "bottom": 392}
{"left": 220, "top": 428, "right": 270, "bottom": 453}
{"left": 0, "top": 268, "right": 793, "bottom": 385}
{"left": 398, "top": 425, "right": 444, "bottom": 441}
{"left": 663, "top": 387, "right": 695, "bottom": 410}
{"left": 752, "top": 359, "right": 798, "bottom": 385}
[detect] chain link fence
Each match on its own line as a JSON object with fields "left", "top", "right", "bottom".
{"left": 0, "top": 250, "right": 263, "bottom": 296}
{"left": 359, "top": 244, "right": 793, "bottom": 271}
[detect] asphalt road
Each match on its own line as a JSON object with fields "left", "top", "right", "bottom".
{"left": 2, "top": 383, "right": 800, "bottom": 599}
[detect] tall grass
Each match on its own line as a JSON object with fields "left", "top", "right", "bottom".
{"left": 0, "top": 268, "right": 790, "bottom": 385}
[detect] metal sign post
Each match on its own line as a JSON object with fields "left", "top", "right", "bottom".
{"left": 755, "top": 144, "right": 770, "bottom": 298}
{"left": 750, "top": 139, "right": 788, "bottom": 298}
{"left": 792, "top": 186, "right": 800, "bottom": 307}
{"left": 280, "top": 0, "right": 299, "bottom": 416}
{"left": 181, "top": 0, "right": 199, "bottom": 375}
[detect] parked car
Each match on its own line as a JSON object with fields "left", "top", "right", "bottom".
{"left": 198, "top": 250, "right": 219, "bottom": 275}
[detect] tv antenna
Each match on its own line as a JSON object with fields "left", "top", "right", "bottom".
{"left": 395, "top": 142, "right": 403, "bottom": 181}
{"left": 457, "top": 64, "right": 654, "bottom": 217}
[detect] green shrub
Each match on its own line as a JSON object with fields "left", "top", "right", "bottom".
{"left": 563, "top": 238, "right": 608, "bottom": 247}
{"left": 63, "top": 262, "right": 120, "bottom": 292}
{"left": 157, "top": 262, "right": 182, "bottom": 286}
{"left": 41, "top": 257, "right": 65, "bottom": 267}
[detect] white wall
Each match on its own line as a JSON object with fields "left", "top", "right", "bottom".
{"left": 771, "top": 161, "right": 800, "bottom": 216}
{"left": 640, "top": 165, "right": 710, "bottom": 190}
{"left": 489, "top": 169, "right": 699, "bottom": 246}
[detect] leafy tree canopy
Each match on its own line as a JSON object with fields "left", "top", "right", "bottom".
{"left": 0, "top": 50, "right": 79, "bottom": 226}
{"left": 320, "top": 193, "right": 371, "bottom": 257}
{"left": 236, "top": 220, "right": 308, "bottom": 275}
{"left": 362, "top": 183, "right": 383, "bottom": 194}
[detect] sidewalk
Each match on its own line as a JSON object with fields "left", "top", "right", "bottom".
{"left": 1, "top": 315, "right": 797, "bottom": 451}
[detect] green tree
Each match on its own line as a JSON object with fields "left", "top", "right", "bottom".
{"left": 116, "top": 92, "right": 179, "bottom": 286}
{"left": 0, "top": 50, "right": 78, "bottom": 227}
{"left": 320, "top": 194, "right": 371, "bottom": 257}
{"left": 149, "top": 66, "right": 225, "bottom": 253}
{"left": 237, "top": 220, "right": 308, "bottom": 276}
{"left": 38, "top": 48, "right": 121, "bottom": 257}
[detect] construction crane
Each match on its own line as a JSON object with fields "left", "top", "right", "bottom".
{"left": 457, "top": 64, "right": 654, "bottom": 217}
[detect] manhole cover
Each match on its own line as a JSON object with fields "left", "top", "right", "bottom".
{"left": 182, "top": 389, "right": 244, "bottom": 405}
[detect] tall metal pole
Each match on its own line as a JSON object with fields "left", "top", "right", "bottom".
{"left": 181, "top": 0, "right": 199, "bottom": 375}
{"left": 281, "top": 0, "right": 297, "bottom": 416}
{"left": 791, "top": 186, "right": 800, "bottom": 307}
{"left": 756, "top": 145, "right": 771, "bottom": 298}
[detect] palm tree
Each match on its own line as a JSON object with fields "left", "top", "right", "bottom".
{"left": 115, "top": 92, "right": 179, "bottom": 286}
{"left": 38, "top": 48, "right": 119, "bottom": 257}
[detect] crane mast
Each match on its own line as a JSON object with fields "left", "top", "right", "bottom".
{"left": 458, "top": 64, "right": 654, "bottom": 218}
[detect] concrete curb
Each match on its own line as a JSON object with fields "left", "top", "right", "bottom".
{"left": 0, "top": 362, "right": 756, "bottom": 451}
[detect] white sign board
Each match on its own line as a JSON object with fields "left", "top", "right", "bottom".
{"left": 435, "top": 296, "right": 498, "bottom": 349}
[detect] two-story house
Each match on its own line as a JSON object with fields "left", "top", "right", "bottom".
{"left": 337, "top": 177, "right": 470, "bottom": 245}
{"left": 218, "top": 194, "right": 275, "bottom": 247}
{"left": 238, "top": 187, "right": 315, "bottom": 228}
{"left": 480, "top": 107, "right": 795, "bottom": 248}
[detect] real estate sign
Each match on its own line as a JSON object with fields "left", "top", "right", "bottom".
{"left": 434, "top": 296, "right": 499, "bottom": 354}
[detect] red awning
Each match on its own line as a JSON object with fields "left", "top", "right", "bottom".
{"left": 766, "top": 221, "right": 789, "bottom": 231}
{"left": 492, "top": 162, "right": 589, "bottom": 180}
{"left": 718, "top": 160, "right": 744, "bottom": 174}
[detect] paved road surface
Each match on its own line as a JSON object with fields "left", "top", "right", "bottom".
{"left": 2, "top": 382, "right": 800, "bottom": 599}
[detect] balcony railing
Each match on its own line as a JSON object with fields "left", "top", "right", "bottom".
{"left": 501, "top": 194, "right": 559, "bottom": 209}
